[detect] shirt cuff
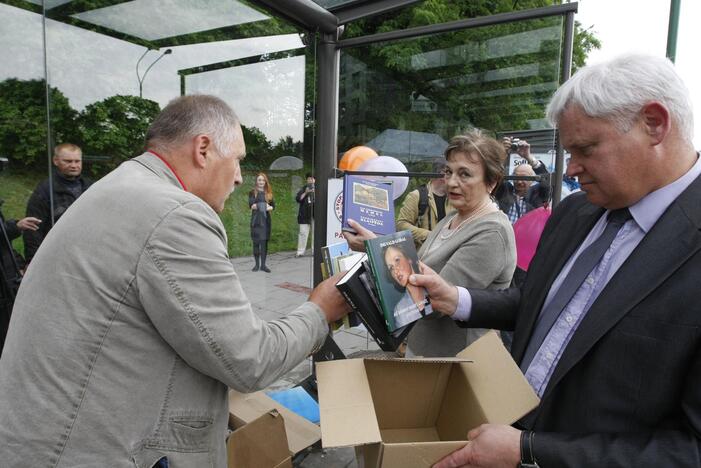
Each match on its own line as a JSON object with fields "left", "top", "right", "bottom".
{"left": 451, "top": 287, "right": 472, "bottom": 322}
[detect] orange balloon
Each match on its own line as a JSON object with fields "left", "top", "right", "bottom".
{"left": 338, "top": 146, "right": 378, "bottom": 171}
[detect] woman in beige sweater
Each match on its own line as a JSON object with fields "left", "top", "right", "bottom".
{"left": 346, "top": 130, "right": 516, "bottom": 357}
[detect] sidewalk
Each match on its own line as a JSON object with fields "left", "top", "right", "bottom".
{"left": 232, "top": 250, "right": 379, "bottom": 467}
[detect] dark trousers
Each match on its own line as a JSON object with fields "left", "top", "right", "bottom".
{"left": 253, "top": 240, "right": 268, "bottom": 267}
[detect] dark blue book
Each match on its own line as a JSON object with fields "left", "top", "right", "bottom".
{"left": 341, "top": 174, "right": 395, "bottom": 235}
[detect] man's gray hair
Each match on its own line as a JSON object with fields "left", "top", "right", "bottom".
{"left": 546, "top": 53, "right": 694, "bottom": 142}
{"left": 146, "top": 95, "right": 240, "bottom": 155}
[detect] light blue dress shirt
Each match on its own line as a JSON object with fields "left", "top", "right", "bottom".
{"left": 453, "top": 154, "right": 701, "bottom": 395}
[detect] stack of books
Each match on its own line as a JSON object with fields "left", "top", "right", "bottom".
{"left": 336, "top": 230, "right": 433, "bottom": 351}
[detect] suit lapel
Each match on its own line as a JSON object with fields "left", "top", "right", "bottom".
{"left": 538, "top": 177, "right": 701, "bottom": 406}
{"left": 512, "top": 200, "right": 604, "bottom": 362}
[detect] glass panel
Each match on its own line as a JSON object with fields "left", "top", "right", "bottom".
{"left": 72, "top": 0, "right": 269, "bottom": 41}
{"left": 0, "top": 1, "right": 330, "bottom": 362}
{"left": 0, "top": 2, "right": 50, "bottom": 265}
{"left": 338, "top": 15, "right": 565, "bottom": 199}
{"left": 184, "top": 53, "right": 311, "bottom": 258}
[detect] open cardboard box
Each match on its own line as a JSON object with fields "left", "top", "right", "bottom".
{"left": 227, "top": 390, "right": 321, "bottom": 468}
{"left": 227, "top": 409, "right": 292, "bottom": 468}
{"left": 317, "top": 331, "right": 540, "bottom": 468}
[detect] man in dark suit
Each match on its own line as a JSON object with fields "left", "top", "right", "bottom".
{"left": 415, "top": 54, "right": 701, "bottom": 467}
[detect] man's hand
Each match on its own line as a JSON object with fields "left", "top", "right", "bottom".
{"left": 16, "top": 217, "right": 41, "bottom": 232}
{"left": 433, "top": 424, "right": 521, "bottom": 468}
{"left": 515, "top": 139, "right": 534, "bottom": 164}
{"left": 341, "top": 219, "right": 376, "bottom": 252}
{"left": 409, "top": 263, "right": 458, "bottom": 316}
{"left": 309, "top": 272, "right": 352, "bottom": 323}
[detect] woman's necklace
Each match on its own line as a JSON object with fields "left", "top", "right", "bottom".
{"left": 439, "top": 199, "right": 496, "bottom": 240}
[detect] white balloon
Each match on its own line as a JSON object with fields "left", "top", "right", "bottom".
{"left": 357, "top": 156, "right": 409, "bottom": 200}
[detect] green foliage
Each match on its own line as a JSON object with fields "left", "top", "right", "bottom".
{"left": 0, "top": 79, "right": 78, "bottom": 168}
{"left": 573, "top": 21, "right": 602, "bottom": 72}
{"left": 77, "top": 95, "right": 161, "bottom": 175}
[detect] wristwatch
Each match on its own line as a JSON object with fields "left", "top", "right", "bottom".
{"left": 519, "top": 430, "right": 540, "bottom": 468}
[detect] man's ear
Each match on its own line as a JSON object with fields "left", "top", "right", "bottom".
{"left": 640, "top": 101, "right": 671, "bottom": 145}
{"left": 192, "top": 134, "right": 212, "bottom": 168}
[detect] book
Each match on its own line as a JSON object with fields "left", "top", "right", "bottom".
{"left": 336, "top": 252, "right": 365, "bottom": 273}
{"left": 341, "top": 174, "right": 395, "bottom": 235}
{"left": 335, "top": 257, "right": 414, "bottom": 351}
{"left": 321, "top": 240, "right": 350, "bottom": 275}
{"left": 364, "top": 230, "right": 433, "bottom": 332}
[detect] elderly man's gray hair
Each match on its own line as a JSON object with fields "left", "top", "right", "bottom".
{"left": 146, "top": 95, "right": 240, "bottom": 155}
{"left": 546, "top": 53, "right": 694, "bottom": 142}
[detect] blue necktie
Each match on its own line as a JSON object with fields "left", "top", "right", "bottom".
{"left": 520, "top": 208, "right": 632, "bottom": 372}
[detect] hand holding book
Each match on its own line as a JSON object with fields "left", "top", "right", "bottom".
{"left": 341, "top": 218, "right": 375, "bottom": 252}
{"left": 407, "top": 262, "right": 460, "bottom": 317}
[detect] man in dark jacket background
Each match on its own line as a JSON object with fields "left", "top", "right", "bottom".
{"left": 0, "top": 203, "right": 40, "bottom": 353}
{"left": 23, "top": 143, "right": 92, "bottom": 264}
{"left": 495, "top": 138, "right": 550, "bottom": 223}
{"left": 295, "top": 173, "right": 315, "bottom": 257}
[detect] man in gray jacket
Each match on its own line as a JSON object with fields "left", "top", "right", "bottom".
{"left": 0, "top": 95, "right": 349, "bottom": 467}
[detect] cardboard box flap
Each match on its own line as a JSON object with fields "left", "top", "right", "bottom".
{"left": 317, "top": 359, "right": 382, "bottom": 448}
{"left": 379, "top": 441, "right": 466, "bottom": 468}
{"left": 455, "top": 331, "right": 540, "bottom": 424}
{"left": 228, "top": 390, "right": 320, "bottom": 455}
{"left": 227, "top": 409, "right": 292, "bottom": 468}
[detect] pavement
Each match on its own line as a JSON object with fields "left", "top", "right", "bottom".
{"left": 231, "top": 249, "right": 381, "bottom": 467}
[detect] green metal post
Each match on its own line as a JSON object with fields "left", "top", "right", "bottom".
{"left": 666, "top": 0, "right": 681, "bottom": 62}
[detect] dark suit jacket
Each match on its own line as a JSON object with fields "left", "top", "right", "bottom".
{"left": 464, "top": 180, "right": 701, "bottom": 466}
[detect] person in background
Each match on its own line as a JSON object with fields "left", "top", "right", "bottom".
{"left": 0, "top": 95, "right": 350, "bottom": 467}
{"left": 249, "top": 172, "right": 275, "bottom": 272}
{"left": 495, "top": 138, "right": 550, "bottom": 224}
{"left": 0, "top": 204, "right": 40, "bottom": 354}
{"left": 396, "top": 159, "right": 453, "bottom": 249}
{"left": 295, "top": 173, "right": 315, "bottom": 257}
{"left": 417, "top": 53, "right": 701, "bottom": 468}
{"left": 23, "top": 143, "right": 92, "bottom": 264}
{"left": 345, "top": 130, "right": 516, "bottom": 357}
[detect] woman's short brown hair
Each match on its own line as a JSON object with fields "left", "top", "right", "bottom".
{"left": 444, "top": 130, "right": 506, "bottom": 194}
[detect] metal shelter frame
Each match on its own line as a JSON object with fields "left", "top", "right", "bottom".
{"left": 253, "top": 0, "right": 578, "bottom": 286}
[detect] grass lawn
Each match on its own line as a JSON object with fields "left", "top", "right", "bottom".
{"left": 0, "top": 168, "right": 307, "bottom": 259}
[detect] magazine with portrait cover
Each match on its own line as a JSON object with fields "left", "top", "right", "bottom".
{"left": 364, "top": 230, "right": 433, "bottom": 332}
{"left": 341, "top": 174, "right": 395, "bottom": 235}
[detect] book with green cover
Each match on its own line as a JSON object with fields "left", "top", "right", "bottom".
{"left": 364, "top": 230, "right": 433, "bottom": 332}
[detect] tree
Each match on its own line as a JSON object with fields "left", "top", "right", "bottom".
{"left": 76, "top": 95, "right": 160, "bottom": 175}
{"left": 0, "top": 79, "right": 78, "bottom": 168}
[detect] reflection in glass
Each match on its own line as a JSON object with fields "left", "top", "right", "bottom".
{"left": 338, "top": 16, "right": 565, "bottom": 171}
{"left": 72, "top": 0, "right": 268, "bottom": 41}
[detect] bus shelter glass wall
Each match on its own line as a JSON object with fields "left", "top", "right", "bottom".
{"left": 338, "top": 15, "right": 567, "bottom": 206}
{"left": 0, "top": 0, "right": 318, "bottom": 298}
{"left": 0, "top": 3, "right": 47, "bottom": 260}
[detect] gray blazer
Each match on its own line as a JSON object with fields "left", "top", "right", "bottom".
{"left": 407, "top": 210, "right": 516, "bottom": 357}
{"left": 0, "top": 153, "right": 328, "bottom": 468}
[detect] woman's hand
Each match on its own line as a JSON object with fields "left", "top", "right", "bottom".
{"left": 342, "top": 219, "right": 376, "bottom": 252}
{"left": 251, "top": 204, "right": 258, "bottom": 210}
{"left": 266, "top": 204, "right": 273, "bottom": 211}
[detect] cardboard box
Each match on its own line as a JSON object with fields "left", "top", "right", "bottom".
{"left": 228, "top": 390, "right": 321, "bottom": 456}
{"left": 227, "top": 409, "right": 292, "bottom": 468}
{"left": 317, "top": 331, "right": 540, "bottom": 468}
